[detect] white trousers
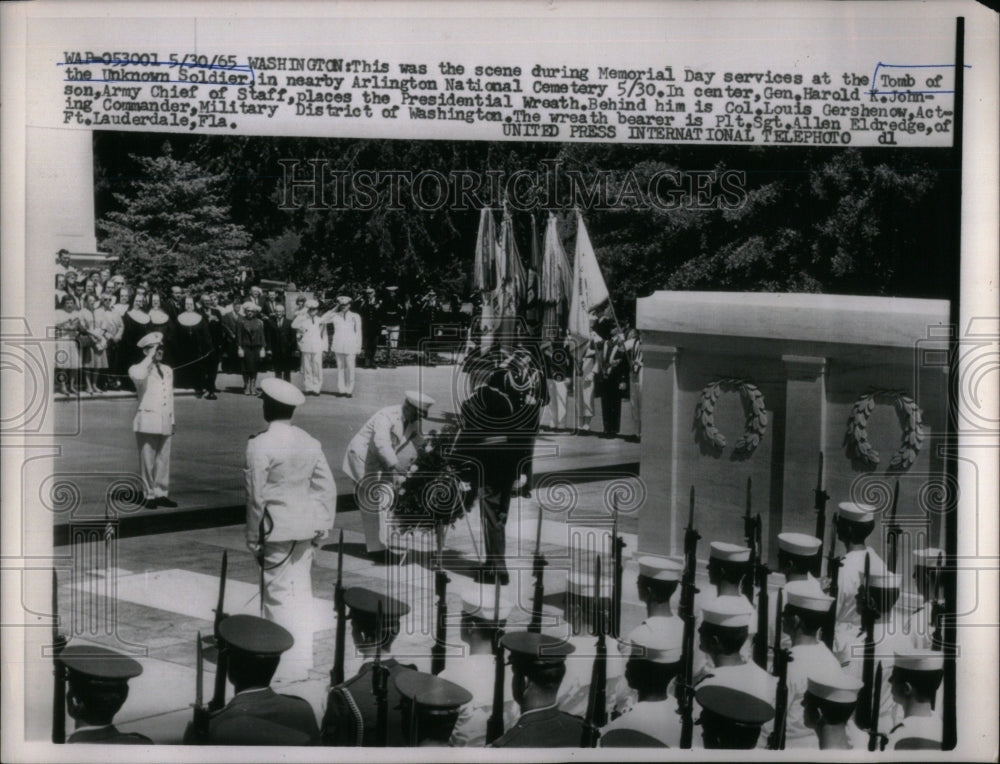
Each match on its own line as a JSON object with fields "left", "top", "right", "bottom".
{"left": 335, "top": 353, "right": 356, "bottom": 394}
{"left": 262, "top": 540, "right": 315, "bottom": 682}
{"left": 577, "top": 373, "right": 595, "bottom": 422}
{"left": 300, "top": 351, "right": 323, "bottom": 393}
{"left": 346, "top": 450, "right": 390, "bottom": 553}
{"left": 546, "top": 379, "right": 568, "bottom": 429}
{"left": 630, "top": 369, "right": 642, "bottom": 435}
{"left": 136, "top": 432, "right": 171, "bottom": 498}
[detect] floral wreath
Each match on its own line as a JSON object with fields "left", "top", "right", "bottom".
{"left": 390, "top": 425, "right": 475, "bottom": 531}
{"left": 845, "top": 389, "right": 924, "bottom": 470}
{"left": 694, "top": 378, "right": 768, "bottom": 456}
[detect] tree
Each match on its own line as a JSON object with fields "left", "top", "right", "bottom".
{"left": 96, "top": 141, "right": 253, "bottom": 293}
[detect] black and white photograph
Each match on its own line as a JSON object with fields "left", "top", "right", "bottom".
{"left": 2, "top": 2, "right": 997, "bottom": 761}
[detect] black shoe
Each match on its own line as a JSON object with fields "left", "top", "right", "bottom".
{"left": 158, "top": 497, "right": 178, "bottom": 508}
{"left": 479, "top": 569, "right": 497, "bottom": 585}
{"left": 205, "top": 392, "right": 217, "bottom": 400}
{"left": 498, "top": 571, "right": 510, "bottom": 586}
{"left": 144, "top": 498, "right": 159, "bottom": 509}
{"left": 195, "top": 390, "right": 204, "bottom": 398}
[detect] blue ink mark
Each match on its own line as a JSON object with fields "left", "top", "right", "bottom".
{"left": 58, "top": 59, "right": 255, "bottom": 85}
{"left": 868, "top": 62, "right": 972, "bottom": 97}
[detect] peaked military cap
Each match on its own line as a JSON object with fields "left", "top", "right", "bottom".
{"left": 136, "top": 332, "right": 163, "bottom": 349}
{"left": 343, "top": 587, "right": 410, "bottom": 620}
{"left": 394, "top": 669, "right": 473, "bottom": 711}
{"left": 501, "top": 631, "right": 575, "bottom": 662}
{"left": 696, "top": 672, "right": 775, "bottom": 724}
{"left": 59, "top": 645, "right": 143, "bottom": 681}
{"left": 218, "top": 614, "right": 294, "bottom": 655}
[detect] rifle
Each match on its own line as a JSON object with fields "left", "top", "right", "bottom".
{"left": 742, "top": 477, "right": 755, "bottom": 602}
{"left": 209, "top": 551, "right": 229, "bottom": 712}
{"left": 752, "top": 516, "right": 770, "bottom": 670}
{"left": 51, "top": 568, "right": 67, "bottom": 744}
{"left": 886, "top": 479, "right": 901, "bottom": 573}
{"left": 812, "top": 452, "right": 829, "bottom": 577}
{"left": 191, "top": 631, "right": 211, "bottom": 742}
{"left": 372, "top": 600, "right": 389, "bottom": 747}
{"left": 611, "top": 498, "right": 625, "bottom": 639}
{"left": 856, "top": 553, "right": 876, "bottom": 730}
{"left": 581, "top": 556, "right": 608, "bottom": 747}
{"left": 486, "top": 579, "right": 506, "bottom": 744}
{"left": 822, "top": 553, "right": 841, "bottom": 652}
{"left": 766, "top": 589, "right": 791, "bottom": 749}
{"left": 528, "top": 509, "right": 547, "bottom": 634}
{"left": 678, "top": 486, "right": 701, "bottom": 749}
{"left": 868, "top": 662, "right": 887, "bottom": 751}
{"left": 431, "top": 563, "right": 449, "bottom": 675}
{"left": 257, "top": 513, "right": 270, "bottom": 617}
{"left": 931, "top": 550, "right": 944, "bottom": 651}
{"left": 331, "top": 530, "right": 346, "bottom": 686}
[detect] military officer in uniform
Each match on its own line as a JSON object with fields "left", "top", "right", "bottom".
{"left": 321, "top": 587, "right": 416, "bottom": 746}
{"left": 905, "top": 547, "right": 944, "bottom": 650}
{"left": 343, "top": 391, "right": 434, "bottom": 558}
{"left": 246, "top": 378, "right": 336, "bottom": 682}
{"left": 187, "top": 615, "right": 319, "bottom": 745}
{"left": 490, "top": 632, "right": 585, "bottom": 747}
{"left": 779, "top": 581, "right": 843, "bottom": 749}
{"left": 394, "top": 669, "right": 473, "bottom": 746}
{"left": 887, "top": 649, "right": 944, "bottom": 750}
{"left": 437, "top": 590, "right": 517, "bottom": 747}
{"left": 695, "top": 664, "right": 776, "bottom": 749}
{"left": 800, "top": 668, "right": 867, "bottom": 750}
{"left": 61, "top": 645, "right": 152, "bottom": 744}
{"left": 129, "top": 331, "right": 177, "bottom": 509}
{"left": 599, "top": 620, "right": 685, "bottom": 747}
{"left": 830, "top": 501, "right": 886, "bottom": 662}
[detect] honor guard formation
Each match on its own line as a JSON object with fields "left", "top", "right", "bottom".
{"left": 49, "top": 330, "right": 952, "bottom": 750}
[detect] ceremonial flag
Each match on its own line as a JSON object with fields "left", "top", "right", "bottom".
{"left": 568, "top": 211, "right": 611, "bottom": 344}
{"left": 540, "top": 213, "right": 573, "bottom": 336}
{"left": 496, "top": 208, "right": 527, "bottom": 341}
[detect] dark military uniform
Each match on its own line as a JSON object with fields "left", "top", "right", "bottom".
{"left": 490, "top": 705, "right": 589, "bottom": 748}
{"left": 206, "top": 688, "right": 319, "bottom": 744}
{"left": 322, "top": 659, "right": 417, "bottom": 746}
{"left": 394, "top": 668, "right": 473, "bottom": 746}
{"left": 67, "top": 725, "right": 152, "bottom": 744}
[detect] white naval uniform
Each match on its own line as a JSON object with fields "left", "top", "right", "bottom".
{"left": 887, "top": 714, "right": 942, "bottom": 750}
{"left": 905, "top": 600, "right": 939, "bottom": 650}
{"left": 559, "top": 634, "right": 632, "bottom": 719}
{"left": 245, "top": 420, "right": 336, "bottom": 682}
{"left": 292, "top": 310, "right": 335, "bottom": 393}
{"left": 783, "top": 641, "right": 843, "bottom": 749}
{"left": 843, "top": 622, "right": 908, "bottom": 734}
{"left": 699, "top": 592, "right": 758, "bottom": 664}
{"left": 129, "top": 354, "right": 174, "bottom": 500}
{"left": 766, "top": 573, "right": 827, "bottom": 651}
{"left": 600, "top": 699, "right": 682, "bottom": 747}
{"left": 342, "top": 404, "right": 422, "bottom": 553}
{"left": 833, "top": 547, "right": 885, "bottom": 662}
{"left": 330, "top": 310, "right": 361, "bottom": 395}
{"left": 438, "top": 653, "right": 518, "bottom": 747}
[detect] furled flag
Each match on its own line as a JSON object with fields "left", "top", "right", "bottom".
{"left": 539, "top": 213, "right": 573, "bottom": 337}
{"left": 567, "top": 211, "right": 611, "bottom": 345}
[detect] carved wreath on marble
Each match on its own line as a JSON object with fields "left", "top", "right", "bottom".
{"left": 695, "top": 378, "right": 768, "bottom": 456}
{"left": 845, "top": 389, "right": 925, "bottom": 470}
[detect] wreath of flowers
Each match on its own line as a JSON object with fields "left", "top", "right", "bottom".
{"left": 390, "top": 425, "right": 476, "bottom": 531}
{"left": 845, "top": 390, "right": 924, "bottom": 470}
{"left": 694, "top": 378, "right": 768, "bottom": 456}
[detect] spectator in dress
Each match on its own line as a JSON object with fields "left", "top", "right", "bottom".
{"left": 78, "top": 294, "right": 103, "bottom": 395}
{"left": 54, "top": 295, "right": 83, "bottom": 396}
{"left": 175, "top": 295, "right": 213, "bottom": 398}
{"left": 55, "top": 273, "right": 68, "bottom": 309}
{"left": 95, "top": 292, "right": 124, "bottom": 391}
{"left": 237, "top": 302, "right": 267, "bottom": 396}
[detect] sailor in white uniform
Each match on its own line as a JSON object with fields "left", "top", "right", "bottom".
{"left": 129, "top": 332, "right": 176, "bottom": 509}
{"left": 800, "top": 667, "right": 867, "bottom": 750}
{"left": 830, "top": 502, "right": 886, "bottom": 663}
{"left": 886, "top": 649, "right": 944, "bottom": 750}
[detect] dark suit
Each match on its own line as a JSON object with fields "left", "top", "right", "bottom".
{"left": 266, "top": 315, "right": 298, "bottom": 381}
{"left": 598, "top": 340, "right": 628, "bottom": 436}
{"left": 184, "top": 687, "right": 319, "bottom": 745}
{"left": 321, "top": 658, "right": 417, "bottom": 747}
{"left": 358, "top": 297, "right": 381, "bottom": 367}
{"left": 68, "top": 725, "right": 153, "bottom": 744}
{"left": 490, "top": 705, "right": 588, "bottom": 748}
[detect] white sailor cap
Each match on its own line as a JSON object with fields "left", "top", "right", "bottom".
{"left": 893, "top": 649, "right": 945, "bottom": 673}
{"left": 806, "top": 668, "right": 863, "bottom": 704}
{"left": 137, "top": 331, "right": 163, "bottom": 349}
{"left": 869, "top": 570, "right": 902, "bottom": 589}
{"left": 404, "top": 391, "right": 435, "bottom": 413}
{"left": 461, "top": 589, "right": 512, "bottom": 622}
{"left": 784, "top": 580, "right": 834, "bottom": 612}
{"left": 306, "top": 298, "right": 319, "bottom": 308}
{"left": 709, "top": 542, "right": 751, "bottom": 563}
{"left": 837, "top": 501, "right": 877, "bottom": 523}
{"left": 701, "top": 596, "right": 753, "bottom": 628}
{"left": 568, "top": 565, "right": 613, "bottom": 599}
{"left": 259, "top": 378, "right": 305, "bottom": 407}
{"left": 913, "top": 548, "right": 944, "bottom": 568}
{"left": 637, "top": 555, "right": 683, "bottom": 582}
{"left": 777, "top": 532, "right": 822, "bottom": 557}
{"left": 624, "top": 621, "right": 684, "bottom": 664}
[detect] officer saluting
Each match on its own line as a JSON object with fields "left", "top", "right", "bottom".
{"left": 321, "top": 587, "right": 415, "bottom": 746}
{"left": 394, "top": 669, "right": 473, "bottom": 746}
{"left": 246, "top": 378, "right": 336, "bottom": 682}
{"left": 60, "top": 646, "right": 151, "bottom": 744}
{"left": 490, "top": 632, "right": 585, "bottom": 747}
{"left": 130, "top": 331, "right": 177, "bottom": 510}
{"left": 186, "top": 615, "right": 319, "bottom": 745}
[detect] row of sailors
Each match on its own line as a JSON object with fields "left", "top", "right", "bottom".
{"left": 59, "top": 504, "right": 943, "bottom": 749}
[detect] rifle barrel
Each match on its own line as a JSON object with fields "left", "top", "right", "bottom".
{"left": 51, "top": 569, "right": 66, "bottom": 744}
{"left": 486, "top": 578, "right": 505, "bottom": 744}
